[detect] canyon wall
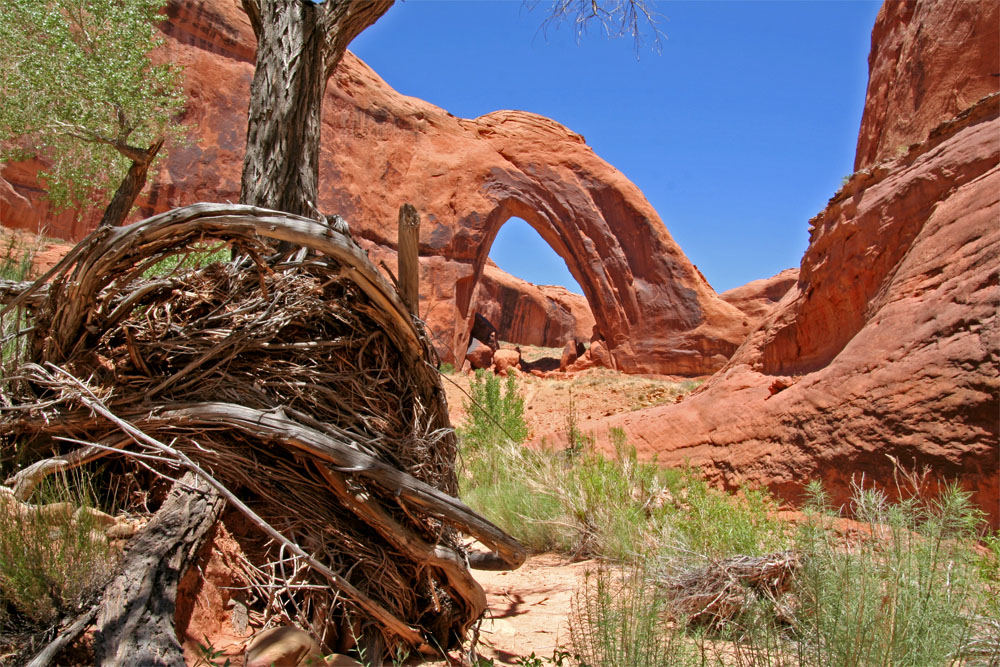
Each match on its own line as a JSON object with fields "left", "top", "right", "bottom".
{"left": 570, "top": 0, "right": 999, "bottom": 524}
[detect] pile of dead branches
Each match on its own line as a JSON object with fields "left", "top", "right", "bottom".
{"left": 0, "top": 203, "right": 524, "bottom": 663}
{"left": 662, "top": 551, "right": 800, "bottom": 627}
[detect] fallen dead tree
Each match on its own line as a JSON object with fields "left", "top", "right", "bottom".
{"left": 662, "top": 551, "right": 800, "bottom": 627}
{"left": 0, "top": 203, "right": 525, "bottom": 663}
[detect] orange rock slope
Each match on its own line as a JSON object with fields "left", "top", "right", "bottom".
{"left": 573, "top": 0, "right": 999, "bottom": 525}
{"left": 0, "top": 0, "right": 747, "bottom": 375}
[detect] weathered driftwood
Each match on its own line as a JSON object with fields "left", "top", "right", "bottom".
{"left": 0, "top": 203, "right": 524, "bottom": 662}
{"left": 158, "top": 401, "right": 524, "bottom": 569}
{"left": 94, "top": 471, "right": 224, "bottom": 665}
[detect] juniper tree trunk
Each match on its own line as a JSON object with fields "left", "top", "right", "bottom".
{"left": 239, "top": 0, "right": 394, "bottom": 218}
{"left": 93, "top": 472, "right": 224, "bottom": 665}
{"left": 98, "top": 138, "right": 163, "bottom": 228}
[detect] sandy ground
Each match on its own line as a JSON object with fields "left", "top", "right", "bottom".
{"left": 452, "top": 554, "right": 595, "bottom": 665}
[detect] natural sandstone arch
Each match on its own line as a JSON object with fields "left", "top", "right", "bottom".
{"left": 0, "top": 1, "right": 750, "bottom": 375}
{"left": 320, "top": 101, "right": 751, "bottom": 375}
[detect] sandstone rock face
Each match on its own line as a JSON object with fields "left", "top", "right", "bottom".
{"left": 477, "top": 262, "right": 595, "bottom": 348}
{"left": 854, "top": 0, "right": 999, "bottom": 170}
{"left": 470, "top": 312, "right": 499, "bottom": 350}
{"left": 560, "top": 339, "right": 585, "bottom": 371}
{"left": 573, "top": 94, "right": 1000, "bottom": 526}
{"left": 720, "top": 268, "right": 798, "bottom": 328}
{"left": 0, "top": 0, "right": 747, "bottom": 376}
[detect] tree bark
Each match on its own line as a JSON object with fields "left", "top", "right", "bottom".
{"left": 93, "top": 472, "right": 224, "bottom": 666}
{"left": 98, "top": 139, "right": 163, "bottom": 228}
{"left": 239, "top": 0, "right": 394, "bottom": 218}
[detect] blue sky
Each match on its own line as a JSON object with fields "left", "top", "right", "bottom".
{"left": 351, "top": 0, "right": 882, "bottom": 294}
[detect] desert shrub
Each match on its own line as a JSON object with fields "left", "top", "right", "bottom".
{"left": 554, "top": 429, "right": 673, "bottom": 559}
{"left": 0, "top": 235, "right": 34, "bottom": 282}
{"left": 776, "top": 480, "right": 995, "bottom": 667}
{"left": 663, "top": 474, "right": 788, "bottom": 562}
{"left": 458, "top": 372, "right": 563, "bottom": 550}
{"left": 570, "top": 559, "right": 699, "bottom": 667}
{"left": 438, "top": 361, "right": 455, "bottom": 375}
{"left": 459, "top": 436, "right": 567, "bottom": 552}
{"left": 0, "top": 472, "right": 117, "bottom": 631}
{"left": 460, "top": 370, "right": 528, "bottom": 452}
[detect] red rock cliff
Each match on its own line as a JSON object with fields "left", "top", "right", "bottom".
{"left": 477, "top": 263, "right": 595, "bottom": 348}
{"left": 854, "top": 0, "right": 1000, "bottom": 170}
{"left": 564, "top": 1, "right": 1000, "bottom": 525}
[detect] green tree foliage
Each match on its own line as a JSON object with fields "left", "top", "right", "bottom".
{"left": 0, "top": 0, "right": 185, "bottom": 218}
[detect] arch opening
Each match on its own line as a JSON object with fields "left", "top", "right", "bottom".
{"left": 463, "top": 206, "right": 605, "bottom": 372}
{"left": 489, "top": 217, "right": 583, "bottom": 296}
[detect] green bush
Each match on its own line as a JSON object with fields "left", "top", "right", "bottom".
{"left": 571, "top": 560, "right": 700, "bottom": 667}
{"left": 664, "top": 475, "right": 788, "bottom": 562}
{"left": 0, "top": 473, "right": 116, "bottom": 630}
{"left": 777, "top": 480, "right": 995, "bottom": 667}
{"left": 0, "top": 235, "right": 34, "bottom": 282}
{"left": 459, "top": 370, "right": 528, "bottom": 452}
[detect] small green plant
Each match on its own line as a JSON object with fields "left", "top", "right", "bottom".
{"left": 513, "top": 652, "right": 545, "bottom": 667}
{"left": 563, "top": 392, "right": 592, "bottom": 458}
{"left": 438, "top": 361, "right": 455, "bottom": 375}
{"left": 193, "top": 636, "right": 232, "bottom": 667}
{"left": 0, "top": 234, "right": 35, "bottom": 282}
{"left": 0, "top": 471, "right": 117, "bottom": 630}
{"left": 459, "top": 370, "right": 529, "bottom": 452}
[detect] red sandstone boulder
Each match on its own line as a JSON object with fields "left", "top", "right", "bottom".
{"left": 493, "top": 348, "right": 521, "bottom": 374}
{"left": 465, "top": 339, "right": 494, "bottom": 371}
{"left": 245, "top": 627, "right": 322, "bottom": 667}
{"left": 588, "top": 340, "right": 613, "bottom": 370}
{"left": 560, "top": 339, "right": 585, "bottom": 371}
{"left": 567, "top": 339, "right": 615, "bottom": 372}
